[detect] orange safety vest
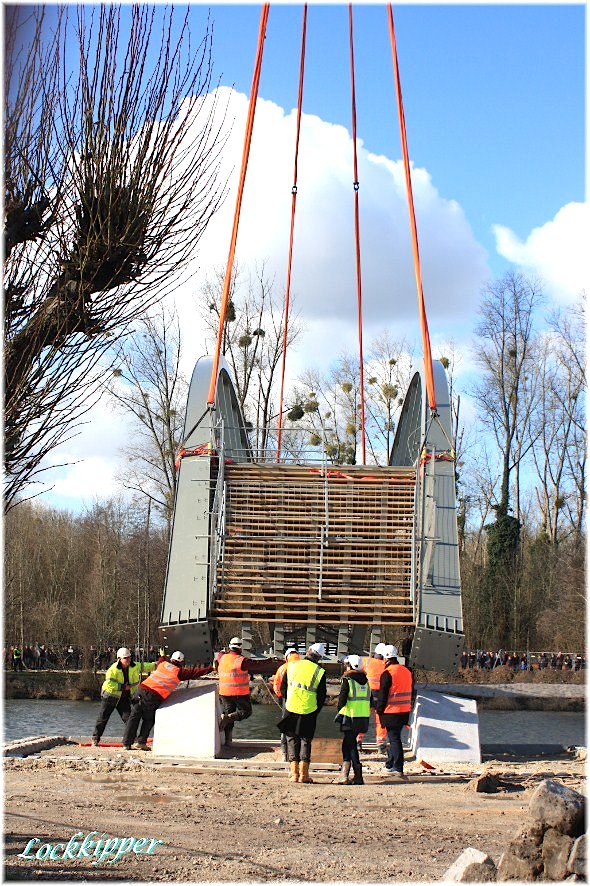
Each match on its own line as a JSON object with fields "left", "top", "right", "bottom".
{"left": 362, "top": 656, "right": 386, "bottom": 691}
{"left": 141, "top": 660, "right": 181, "bottom": 700}
{"left": 383, "top": 663, "right": 413, "bottom": 714}
{"left": 218, "top": 652, "right": 250, "bottom": 697}
{"left": 273, "top": 654, "right": 300, "bottom": 697}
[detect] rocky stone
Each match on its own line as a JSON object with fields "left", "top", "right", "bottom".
{"left": 468, "top": 774, "right": 500, "bottom": 793}
{"left": 443, "top": 847, "right": 497, "bottom": 882}
{"left": 529, "top": 779, "right": 585, "bottom": 836}
{"left": 567, "top": 834, "right": 587, "bottom": 877}
{"left": 496, "top": 826, "right": 545, "bottom": 881}
{"left": 542, "top": 827, "right": 574, "bottom": 880}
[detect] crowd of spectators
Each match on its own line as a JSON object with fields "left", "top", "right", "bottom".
{"left": 460, "top": 649, "right": 586, "bottom": 672}
{"left": 4, "top": 644, "right": 161, "bottom": 671}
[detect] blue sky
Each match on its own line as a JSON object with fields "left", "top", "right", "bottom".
{"left": 193, "top": 3, "right": 585, "bottom": 273}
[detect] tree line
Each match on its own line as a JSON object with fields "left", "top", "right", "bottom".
{"left": 3, "top": 6, "right": 586, "bottom": 657}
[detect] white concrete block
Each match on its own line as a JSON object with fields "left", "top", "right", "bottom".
{"left": 412, "top": 690, "right": 481, "bottom": 764}
{"left": 152, "top": 681, "right": 221, "bottom": 758}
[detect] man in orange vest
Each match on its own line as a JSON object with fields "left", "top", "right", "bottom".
{"left": 375, "top": 644, "right": 414, "bottom": 780}
{"left": 272, "top": 647, "right": 300, "bottom": 760}
{"left": 217, "top": 636, "right": 257, "bottom": 746}
{"left": 357, "top": 642, "right": 388, "bottom": 753}
{"left": 122, "top": 651, "right": 213, "bottom": 750}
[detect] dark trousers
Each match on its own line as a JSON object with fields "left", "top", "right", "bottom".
{"left": 93, "top": 693, "right": 131, "bottom": 741}
{"left": 123, "top": 686, "right": 162, "bottom": 746}
{"left": 286, "top": 734, "right": 312, "bottom": 763}
{"left": 383, "top": 712, "right": 410, "bottom": 773}
{"left": 220, "top": 695, "right": 252, "bottom": 742}
{"left": 341, "top": 731, "right": 361, "bottom": 767}
{"left": 12, "top": 659, "right": 23, "bottom": 671}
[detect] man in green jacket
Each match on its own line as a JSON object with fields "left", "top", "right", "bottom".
{"left": 92, "top": 648, "right": 156, "bottom": 746}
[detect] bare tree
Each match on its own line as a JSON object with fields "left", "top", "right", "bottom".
{"left": 201, "top": 263, "right": 303, "bottom": 457}
{"left": 4, "top": 5, "right": 227, "bottom": 508}
{"left": 473, "top": 272, "right": 543, "bottom": 519}
{"left": 530, "top": 296, "right": 586, "bottom": 543}
{"left": 364, "top": 332, "right": 414, "bottom": 464}
{"left": 106, "top": 305, "right": 187, "bottom": 530}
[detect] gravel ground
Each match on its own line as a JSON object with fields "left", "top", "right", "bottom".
{"left": 3, "top": 741, "right": 586, "bottom": 882}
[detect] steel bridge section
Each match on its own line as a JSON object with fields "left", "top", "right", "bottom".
{"left": 158, "top": 356, "right": 252, "bottom": 663}
{"left": 390, "top": 360, "right": 464, "bottom": 672}
{"left": 160, "top": 355, "right": 463, "bottom": 672}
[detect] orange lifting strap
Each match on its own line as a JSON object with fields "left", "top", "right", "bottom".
{"left": 386, "top": 5, "right": 437, "bottom": 413}
{"left": 276, "top": 5, "right": 308, "bottom": 462}
{"left": 207, "top": 4, "right": 270, "bottom": 407}
{"left": 348, "top": 5, "right": 367, "bottom": 464}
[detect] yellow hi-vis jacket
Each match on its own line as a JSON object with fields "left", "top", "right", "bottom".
{"left": 101, "top": 660, "right": 156, "bottom": 699}
{"left": 286, "top": 658, "right": 325, "bottom": 715}
{"left": 338, "top": 676, "right": 371, "bottom": 720}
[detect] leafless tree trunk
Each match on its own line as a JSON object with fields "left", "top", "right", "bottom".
{"left": 473, "top": 272, "right": 543, "bottom": 518}
{"left": 106, "top": 305, "right": 187, "bottom": 531}
{"left": 4, "top": 5, "right": 228, "bottom": 509}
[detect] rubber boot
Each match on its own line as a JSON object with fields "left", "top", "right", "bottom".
{"left": 351, "top": 763, "right": 364, "bottom": 785}
{"left": 280, "top": 734, "right": 289, "bottom": 762}
{"left": 289, "top": 761, "right": 300, "bottom": 782}
{"left": 335, "top": 762, "right": 352, "bottom": 784}
{"left": 299, "top": 761, "right": 314, "bottom": 783}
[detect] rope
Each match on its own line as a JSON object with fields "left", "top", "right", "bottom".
{"left": 386, "top": 5, "right": 437, "bottom": 413}
{"left": 276, "top": 4, "right": 308, "bottom": 462}
{"left": 207, "top": 4, "right": 271, "bottom": 407}
{"left": 348, "top": 4, "right": 367, "bottom": 464}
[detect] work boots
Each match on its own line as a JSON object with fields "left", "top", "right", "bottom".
{"left": 288, "top": 761, "right": 299, "bottom": 782}
{"left": 351, "top": 763, "right": 364, "bottom": 785}
{"left": 335, "top": 762, "right": 352, "bottom": 784}
{"left": 298, "top": 761, "right": 314, "bottom": 783}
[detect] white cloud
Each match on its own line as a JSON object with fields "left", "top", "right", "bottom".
{"left": 38, "top": 399, "right": 133, "bottom": 506}
{"left": 492, "top": 202, "right": 589, "bottom": 304}
{"left": 179, "top": 86, "right": 489, "bottom": 347}
{"left": 50, "top": 456, "right": 119, "bottom": 501}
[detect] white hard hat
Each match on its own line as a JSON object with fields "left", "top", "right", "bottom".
{"left": 229, "top": 637, "right": 242, "bottom": 649}
{"left": 285, "top": 647, "right": 298, "bottom": 659}
{"left": 383, "top": 644, "right": 398, "bottom": 659}
{"left": 117, "top": 647, "right": 132, "bottom": 659}
{"left": 374, "top": 643, "right": 386, "bottom": 656}
{"left": 309, "top": 642, "right": 326, "bottom": 658}
{"left": 170, "top": 650, "right": 185, "bottom": 663}
{"left": 347, "top": 654, "right": 362, "bottom": 670}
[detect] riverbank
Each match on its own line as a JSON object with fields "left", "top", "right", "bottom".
{"left": 5, "top": 668, "right": 586, "bottom": 711}
{"left": 3, "top": 739, "right": 586, "bottom": 882}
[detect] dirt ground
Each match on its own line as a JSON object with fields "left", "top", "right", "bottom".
{"left": 3, "top": 741, "right": 586, "bottom": 883}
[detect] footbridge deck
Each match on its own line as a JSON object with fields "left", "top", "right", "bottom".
{"left": 210, "top": 462, "right": 416, "bottom": 627}
{"left": 159, "top": 356, "right": 464, "bottom": 672}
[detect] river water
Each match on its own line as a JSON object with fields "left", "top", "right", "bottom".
{"left": 3, "top": 698, "right": 586, "bottom": 747}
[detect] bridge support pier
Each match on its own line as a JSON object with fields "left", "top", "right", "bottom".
{"left": 369, "top": 626, "right": 382, "bottom": 655}
{"left": 273, "top": 624, "right": 284, "bottom": 657}
{"left": 241, "top": 622, "right": 253, "bottom": 657}
{"left": 305, "top": 624, "right": 317, "bottom": 649}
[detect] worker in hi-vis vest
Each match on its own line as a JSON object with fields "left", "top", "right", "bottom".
{"left": 334, "top": 654, "right": 371, "bottom": 785}
{"left": 122, "top": 651, "right": 212, "bottom": 750}
{"left": 356, "top": 642, "right": 388, "bottom": 753}
{"left": 277, "top": 642, "right": 327, "bottom": 784}
{"left": 271, "top": 647, "right": 300, "bottom": 761}
{"left": 375, "top": 644, "right": 414, "bottom": 780}
{"left": 217, "top": 637, "right": 257, "bottom": 747}
{"left": 92, "top": 647, "right": 157, "bottom": 746}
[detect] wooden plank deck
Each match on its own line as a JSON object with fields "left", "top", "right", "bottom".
{"left": 210, "top": 463, "right": 417, "bottom": 627}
